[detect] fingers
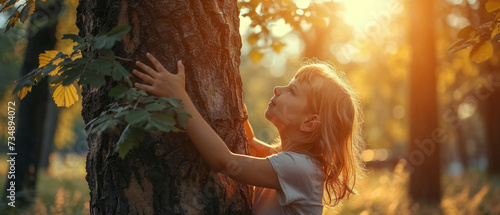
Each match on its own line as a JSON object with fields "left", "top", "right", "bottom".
{"left": 146, "top": 53, "right": 169, "bottom": 74}
{"left": 135, "top": 60, "right": 158, "bottom": 78}
{"left": 132, "top": 69, "right": 155, "bottom": 85}
{"left": 134, "top": 82, "right": 155, "bottom": 93}
{"left": 177, "top": 60, "right": 185, "bottom": 76}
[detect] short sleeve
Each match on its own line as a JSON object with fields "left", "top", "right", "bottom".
{"left": 267, "top": 152, "right": 323, "bottom": 206}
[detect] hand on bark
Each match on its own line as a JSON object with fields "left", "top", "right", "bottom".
{"left": 133, "top": 53, "right": 186, "bottom": 98}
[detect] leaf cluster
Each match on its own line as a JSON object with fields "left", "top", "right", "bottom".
{"left": 88, "top": 87, "right": 191, "bottom": 158}
{"left": 448, "top": 0, "right": 500, "bottom": 63}
{"left": 239, "top": 0, "right": 337, "bottom": 62}
{"left": 1, "top": 0, "right": 40, "bottom": 32}
{"left": 12, "top": 24, "right": 192, "bottom": 159}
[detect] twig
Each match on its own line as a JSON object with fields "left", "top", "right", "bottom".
{"left": 116, "top": 56, "right": 134, "bottom": 62}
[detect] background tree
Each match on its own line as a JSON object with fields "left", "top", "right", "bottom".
{"left": 1, "top": 0, "right": 62, "bottom": 211}
{"left": 408, "top": 0, "right": 441, "bottom": 204}
{"left": 76, "top": 0, "right": 251, "bottom": 213}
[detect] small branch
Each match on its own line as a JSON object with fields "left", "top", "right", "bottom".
{"left": 116, "top": 56, "right": 134, "bottom": 62}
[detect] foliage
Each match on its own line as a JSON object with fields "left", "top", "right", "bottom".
{"left": 238, "top": 0, "right": 337, "bottom": 62}
{"left": 448, "top": 0, "right": 500, "bottom": 63}
{"left": 10, "top": 24, "right": 192, "bottom": 159}
{"left": 1, "top": 0, "right": 40, "bottom": 32}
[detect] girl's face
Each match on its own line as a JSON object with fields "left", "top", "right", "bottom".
{"left": 265, "top": 79, "right": 312, "bottom": 131}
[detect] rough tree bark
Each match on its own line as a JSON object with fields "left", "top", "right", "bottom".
{"left": 408, "top": 0, "right": 441, "bottom": 204}
{"left": 76, "top": 0, "right": 252, "bottom": 214}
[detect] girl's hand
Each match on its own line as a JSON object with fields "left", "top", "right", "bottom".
{"left": 133, "top": 53, "right": 186, "bottom": 98}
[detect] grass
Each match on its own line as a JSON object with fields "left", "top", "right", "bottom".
{"left": 332, "top": 160, "right": 500, "bottom": 215}
{"left": 0, "top": 153, "right": 89, "bottom": 215}
{"left": 1, "top": 154, "right": 499, "bottom": 214}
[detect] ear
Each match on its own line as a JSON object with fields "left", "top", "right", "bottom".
{"left": 299, "top": 115, "right": 320, "bottom": 132}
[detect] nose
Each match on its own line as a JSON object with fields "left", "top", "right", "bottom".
{"left": 274, "top": 87, "right": 281, "bottom": 96}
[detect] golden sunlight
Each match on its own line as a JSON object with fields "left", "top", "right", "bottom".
{"left": 339, "top": 0, "right": 399, "bottom": 29}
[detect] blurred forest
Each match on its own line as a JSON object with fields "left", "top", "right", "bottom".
{"left": 0, "top": 0, "right": 499, "bottom": 214}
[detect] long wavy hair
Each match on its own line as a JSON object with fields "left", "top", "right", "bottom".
{"left": 279, "top": 60, "right": 365, "bottom": 207}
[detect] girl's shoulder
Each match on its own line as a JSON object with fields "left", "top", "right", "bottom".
{"left": 267, "top": 151, "right": 324, "bottom": 179}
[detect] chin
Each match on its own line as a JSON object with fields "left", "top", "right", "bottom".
{"left": 264, "top": 110, "right": 279, "bottom": 126}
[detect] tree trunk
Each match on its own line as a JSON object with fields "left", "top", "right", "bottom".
{"left": 408, "top": 0, "right": 441, "bottom": 204}
{"left": 40, "top": 101, "right": 59, "bottom": 170}
{"left": 1, "top": 0, "right": 61, "bottom": 211}
{"left": 76, "top": 0, "right": 252, "bottom": 214}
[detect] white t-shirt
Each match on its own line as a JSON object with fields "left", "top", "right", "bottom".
{"left": 252, "top": 151, "right": 325, "bottom": 215}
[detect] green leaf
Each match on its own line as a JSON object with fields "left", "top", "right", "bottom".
{"left": 94, "top": 35, "right": 114, "bottom": 49}
{"left": 112, "top": 62, "right": 130, "bottom": 81}
{"left": 115, "top": 124, "right": 144, "bottom": 158}
{"left": 88, "top": 59, "right": 113, "bottom": 76}
{"left": 176, "top": 110, "right": 192, "bottom": 129}
{"left": 40, "top": 64, "right": 58, "bottom": 76}
{"left": 108, "top": 85, "right": 129, "bottom": 98}
{"left": 139, "top": 96, "right": 156, "bottom": 104}
{"left": 125, "top": 108, "right": 150, "bottom": 125}
{"left": 159, "top": 97, "right": 183, "bottom": 108}
{"left": 79, "top": 72, "right": 106, "bottom": 88}
{"left": 61, "top": 67, "right": 84, "bottom": 85}
{"left": 114, "top": 109, "right": 130, "bottom": 118}
{"left": 145, "top": 103, "right": 167, "bottom": 111}
{"left": 62, "top": 34, "right": 84, "bottom": 43}
{"left": 148, "top": 112, "right": 176, "bottom": 132}
{"left": 107, "top": 24, "right": 131, "bottom": 38}
{"left": 12, "top": 76, "right": 36, "bottom": 96}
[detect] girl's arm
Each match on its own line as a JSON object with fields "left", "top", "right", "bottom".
{"left": 133, "top": 53, "right": 280, "bottom": 189}
{"left": 243, "top": 104, "right": 275, "bottom": 158}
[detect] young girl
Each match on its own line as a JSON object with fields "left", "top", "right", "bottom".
{"left": 133, "top": 53, "right": 365, "bottom": 214}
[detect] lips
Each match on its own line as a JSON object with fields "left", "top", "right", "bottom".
{"left": 269, "top": 98, "right": 276, "bottom": 106}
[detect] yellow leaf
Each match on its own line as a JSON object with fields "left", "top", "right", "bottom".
{"left": 486, "top": 0, "right": 500, "bottom": 12}
{"left": 52, "top": 84, "right": 79, "bottom": 107}
{"left": 272, "top": 43, "right": 286, "bottom": 53}
{"left": 491, "top": 23, "right": 500, "bottom": 39}
{"left": 71, "top": 50, "right": 82, "bottom": 60}
{"left": 249, "top": 50, "right": 264, "bottom": 63}
{"left": 457, "top": 25, "right": 476, "bottom": 39}
{"left": 470, "top": 40, "right": 493, "bottom": 63}
{"left": 39, "top": 50, "right": 63, "bottom": 76}
{"left": 1, "top": 0, "right": 16, "bottom": 13}
{"left": 17, "top": 86, "right": 32, "bottom": 99}
{"left": 7, "top": 11, "right": 19, "bottom": 26}
{"left": 26, "top": 0, "right": 35, "bottom": 16}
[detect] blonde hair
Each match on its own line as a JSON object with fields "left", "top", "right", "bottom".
{"left": 285, "top": 59, "right": 365, "bottom": 207}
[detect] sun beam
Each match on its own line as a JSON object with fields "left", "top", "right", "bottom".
{"left": 339, "top": 0, "right": 399, "bottom": 29}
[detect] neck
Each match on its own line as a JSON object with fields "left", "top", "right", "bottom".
{"left": 278, "top": 127, "right": 303, "bottom": 151}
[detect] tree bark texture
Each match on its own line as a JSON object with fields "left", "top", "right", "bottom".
{"left": 76, "top": 0, "right": 252, "bottom": 214}
{"left": 408, "top": 0, "right": 441, "bottom": 204}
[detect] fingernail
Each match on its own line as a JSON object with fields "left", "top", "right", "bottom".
{"left": 178, "top": 60, "right": 182, "bottom": 64}
{"left": 135, "top": 61, "right": 139, "bottom": 65}
{"left": 146, "top": 52, "right": 150, "bottom": 56}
